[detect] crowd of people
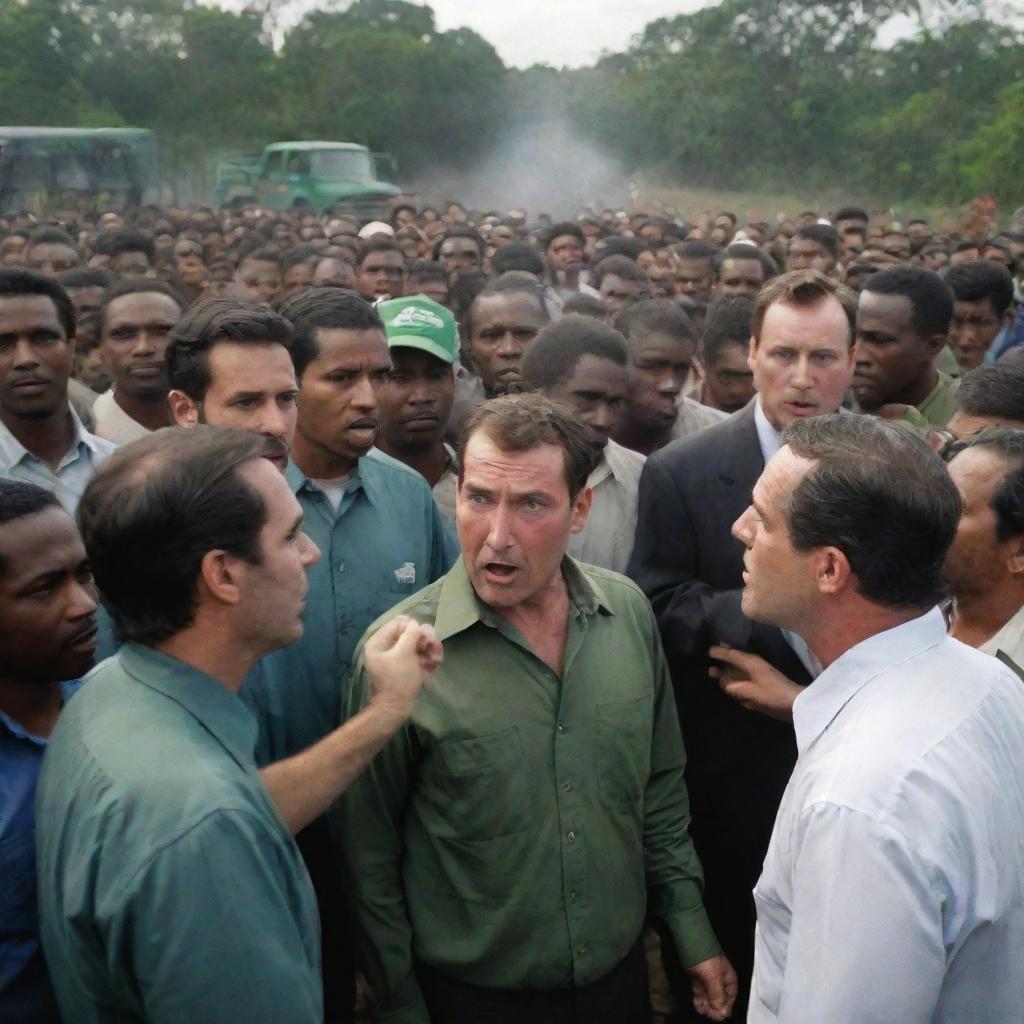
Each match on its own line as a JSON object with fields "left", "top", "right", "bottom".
{"left": 2, "top": 191, "right": 1024, "bottom": 1024}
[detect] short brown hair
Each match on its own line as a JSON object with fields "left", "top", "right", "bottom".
{"left": 460, "top": 393, "right": 598, "bottom": 500}
{"left": 751, "top": 268, "right": 857, "bottom": 347}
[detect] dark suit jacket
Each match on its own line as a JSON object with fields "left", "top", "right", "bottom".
{"left": 628, "top": 401, "right": 808, "bottom": 948}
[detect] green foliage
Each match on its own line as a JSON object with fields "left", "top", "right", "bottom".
{"left": 0, "top": 0, "right": 1020, "bottom": 206}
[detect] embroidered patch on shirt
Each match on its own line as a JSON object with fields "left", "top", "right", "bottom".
{"left": 394, "top": 562, "right": 417, "bottom": 586}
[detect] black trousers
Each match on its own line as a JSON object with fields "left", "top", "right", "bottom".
{"left": 416, "top": 940, "right": 650, "bottom": 1024}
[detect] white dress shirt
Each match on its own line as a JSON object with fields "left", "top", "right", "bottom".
{"left": 567, "top": 439, "right": 645, "bottom": 574}
{"left": 750, "top": 608, "right": 1024, "bottom": 1023}
{"left": 0, "top": 403, "right": 116, "bottom": 514}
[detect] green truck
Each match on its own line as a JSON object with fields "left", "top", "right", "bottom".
{"left": 213, "top": 141, "right": 401, "bottom": 219}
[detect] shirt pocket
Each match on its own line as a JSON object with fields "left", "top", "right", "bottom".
{"left": 751, "top": 887, "right": 792, "bottom": 1017}
{"left": 595, "top": 698, "right": 653, "bottom": 810}
{"left": 435, "top": 726, "right": 530, "bottom": 839}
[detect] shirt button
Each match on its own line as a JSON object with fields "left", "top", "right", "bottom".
{"left": 338, "top": 562, "right": 346, "bottom": 573}
{"left": 567, "top": 831, "right": 576, "bottom": 843}
{"left": 568, "top": 890, "right": 578, "bottom": 902}
{"left": 577, "top": 943, "right": 588, "bottom": 955}
{"left": 557, "top": 723, "right": 566, "bottom": 735}
{"left": 562, "top": 782, "right": 572, "bottom": 793}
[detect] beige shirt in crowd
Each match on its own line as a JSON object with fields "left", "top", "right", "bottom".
{"left": 92, "top": 388, "right": 152, "bottom": 445}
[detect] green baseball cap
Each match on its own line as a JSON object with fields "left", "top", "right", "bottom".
{"left": 378, "top": 295, "right": 458, "bottom": 365}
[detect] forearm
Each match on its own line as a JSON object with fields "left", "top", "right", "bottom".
{"left": 260, "top": 700, "right": 408, "bottom": 835}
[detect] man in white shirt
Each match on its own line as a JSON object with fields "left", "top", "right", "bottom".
{"left": 0, "top": 270, "right": 116, "bottom": 514}
{"left": 734, "top": 412, "right": 1024, "bottom": 1023}
{"left": 521, "top": 313, "right": 645, "bottom": 574}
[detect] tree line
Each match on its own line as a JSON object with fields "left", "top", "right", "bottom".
{"left": 0, "top": 0, "right": 1021, "bottom": 207}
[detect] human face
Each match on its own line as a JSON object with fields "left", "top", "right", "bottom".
{"left": 881, "top": 234, "right": 912, "bottom": 261}
{"left": 280, "top": 260, "right": 316, "bottom": 299}
{"left": 170, "top": 342, "right": 298, "bottom": 472}
{"left": 26, "top": 243, "right": 80, "bottom": 279}
{"left": 0, "top": 294, "right": 73, "bottom": 423}
{"left": 732, "top": 445, "right": 819, "bottom": 629}
{"left": 100, "top": 292, "right": 181, "bottom": 398}
{"left": 547, "top": 234, "right": 584, "bottom": 273}
{"left": 944, "top": 446, "right": 1020, "bottom": 600}
{"left": 786, "top": 239, "right": 833, "bottom": 273}
{"left": 174, "top": 245, "right": 206, "bottom": 286}
{"left": 438, "top": 238, "right": 480, "bottom": 274}
{"left": 625, "top": 332, "right": 695, "bottom": 433}
{"left": 313, "top": 258, "right": 356, "bottom": 290}
{"left": 749, "top": 296, "right": 854, "bottom": 430}
{"left": 0, "top": 506, "right": 98, "bottom": 684}
{"left": 457, "top": 433, "right": 590, "bottom": 612}
{"left": 599, "top": 274, "right": 646, "bottom": 313}
{"left": 674, "top": 258, "right": 714, "bottom": 301}
{"left": 108, "top": 250, "right": 153, "bottom": 277}
{"left": 66, "top": 285, "right": 105, "bottom": 322}
{"left": 717, "top": 258, "right": 765, "bottom": 298}
{"left": 237, "top": 259, "right": 281, "bottom": 305}
{"left": 1, "top": 236, "right": 26, "bottom": 266}
{"left": 547, "top": 354, "right": 630, "bottom": 448}
{"left": 468, "top": 293, "right": 548, "bottom": 394}
{"left": 410, "top": 277, "right": 449, "bottom": 307}
{"left": 356, "top": 250, "right": 406, "bottom": 301}
{"left": 951, "top": 247, "right": 979, "bottom": 265}
{"left": 296, "top": 327, "right": 391, "bottom": 463}
{"left": 919, "top": 248, "right": 950, "bottom": 272}
{"left": 377, "top": 347, "right": 454, "bottom": 452}
{"left": 234, "top": 457, "right": 320, "bottom": 654}
{"left": 853, "top": 290, "right": 937, "bottom": 411}
{"left": 701, "top": 340, "right": 755, "bottom": 413}
{"left": 949, "top": 298, "right": 1002, "bottom": 371}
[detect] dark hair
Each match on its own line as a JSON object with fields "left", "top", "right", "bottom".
{"left": 0, "top": 479, "right": 61, "bottom": 574}
{"left": 752, "top": 269, "right": 857, "bottom": 347}
{"left": 674, "top": 240, "right": 718, "bottom": 262}
{"left": 593, "top": 255, "right": 648, "bottom": 288}
{"left": 98, "top": 276, "right": 185, "bottom": 334}
{"left": 58, "top": 267, "right": 116, "bottom": 291}
{"left": 106, "top": 230, "right": 156, "bottom": 266}
{"left": 956, "top": 365, "right": 1024, "bottom": 422}
{"left": 942, "top": 260, "right": 1015, "bottom": 316}
{"left": 521, "top": 315, "right": 628, "bottom": 392}
{"left": 0, "top": 268, "right": 76, "bottom": 337}
{"left": 792, "top": 224, "right": 840, "bottom": 260}
{"left": 355, "top": 237, "right": 405, "bottom": 270}
{"left": 543, "top": 221, "right": 585, "bottom": 250}
{"left": 167, "top": 299, "right": 293, "bottom": 400}
{"left": 781, "top": 414, "right": 960, "bottom": 609}
{"left": 614, "top": 297, "right": 695, "bottom": 346}
{"left": 460, "top": 393, "right": 599, "bottom": 501}
{"left": 834, "top": 206, "right": 869, "bottom": 224}
{"left": 715, "top": 243, "right": 778, "bottom": 280}
{"left": 279, "top": 243, "right": 320, "bottom": 274}
{"left": 561, "top": 293, "right": 609, "bottom": 320}
{"left": 592, "top": 237, "right": 646, "bottom": 264}
{"left": 28, "top": 227, "right": 78, "bottom": 249}
{"left": 958, "top": 429, "right": 1024, "bottom": 542}
{"left": 491, "top": 243, "right": 544, "bottom": 277}
{"left": 701, "top": 294, "right": 754, "bottom": 364}
{"left": 77, "top": 427, "right": 272, "bottom": 645}
{"left": 277, "top": 288, "right": 383, "bottom": 380}
{"left": 406, "top": 259, "right": 447, "bottom": 284}
{"left": 862, "top": 266, "right": 954, "bottom": 339}
{"left": 432, "top": 227, "right": 486, "bottom": 263}
{"left": 237, "top": 246, "right": 281, "bottom": 268}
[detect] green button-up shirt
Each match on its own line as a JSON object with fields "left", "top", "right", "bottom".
{"left": 335, "top": 557, "right": 720, "bottom": 1024}
{"left": 35, "top": 644, "right": 322, "bottom": 1024}
{"left": 915, "top": 370, "right": 958, "bottom": 427}
{"left": 242, "top": 449, "right": 458, "bottom": 763}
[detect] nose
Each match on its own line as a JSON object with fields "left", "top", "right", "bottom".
{"left": 496, "top": 331, "right": 520, "bottom": 358}
{"left": 790, "top": 353, "right": 811, "bottom": 389}
{"left": 657, "top": 369, "right": 682, "bottom": 395}
{"left": 299, "top": 532, "right": 321, "bottom": 567}
{"left": 68, "top": 577, "right": 99, "bottom": 620}
{"left": 258, "top": 402, "right": 291, "bottom": 440}
{"left": 12, "top": 338, "right": 40, "bottom": 369}
{"left": 351, "top": 374, "right": 378, "bottom": 412}
{"left": 131, "top": 332, "right": 157, "bottom": 356}
{"left": 485, "top": 499, "right": 513, "bottom": 552}
{"left": 732, "top": 506, "right": 755, "bottom": 546}
{"left": 589, "top": 400, "right": 617, "bottom": 434}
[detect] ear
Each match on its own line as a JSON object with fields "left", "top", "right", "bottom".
{"left": 570, "top": 485, "right": 593, "bottom": 535}
{"left": 747, "top": 334, "right": 758, "bottom": 371}
{"left": 197, "top": 549, "right": 245, "bottom": 608}
{"left": 815, "top": 546, "right": 853, "bottom": 596}
{"left": 168, "top": 388, "right": 200, "bottom": 428}
{"left": 1006, "top": 539, "right": 1024, "bottom": 577}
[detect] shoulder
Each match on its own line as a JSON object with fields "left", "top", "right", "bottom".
{"left": 648, "top": 404, "right": 755, "bottom": 476}
{"left": 603, "top": 440, "right": 646, "bottom": 486}
{"left": 577, "top": 562, "right": 656, "bottom": 622}
{"left": 363, "top": 448, "right": 433, "bottom": 496}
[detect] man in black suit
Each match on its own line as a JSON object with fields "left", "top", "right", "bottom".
{"left": 629, "top": 270, "right": 857, "bottom": 1018}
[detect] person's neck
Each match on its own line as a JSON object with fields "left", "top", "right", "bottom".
{"left": 0, "top": 676, "right": 64, "bottom": 738}
{"left": 292, "top": 430, "right": 358, "bottom": 480}
{"left": 376, "top": 436, "right": 450, "bottom": 486}
{"left": 801, "top": 600, "right": 929, "bottom": 672}
{"left": 114, "top": 387, "right": 172, "bottom": 432}
{"left": 951, "top": 580, "right": 1024, "bottom": 649}
{"left": 613, "top": 416, "right": 670, "bottom": 456}
{"left": 890, "top": 363, "right": 939, "bottom": 411}
{"left": 154, "top": 623, "right": 257, "bottom": 693}
{"left": 0, "top": 403, "right": 75, "bottom": 470}
{"left": 492, "top": 571, "right": 571, "bottom": 675}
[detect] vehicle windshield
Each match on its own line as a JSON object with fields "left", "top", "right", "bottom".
{"left": 309, "top": 149, "right": 372, "bottom": 179}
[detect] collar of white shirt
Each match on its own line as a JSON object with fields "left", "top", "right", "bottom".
{"left": 753, "top": 396, "right": 783, "bottom": 464}
{"left": 0, "top": 403, "right": 102, "bottom": 471}
{"left": 792, "top": 606, "right": 947, "bottom": 756}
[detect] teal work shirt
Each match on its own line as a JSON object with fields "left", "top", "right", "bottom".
{"left": 35, "top": 644, "right": 322, "bottom": 1024}
{"left": 242, "top": 449, "right": 458, "bottom": 763}
{"left": 336, "top": 558, "right": 720, "bottom": 1023}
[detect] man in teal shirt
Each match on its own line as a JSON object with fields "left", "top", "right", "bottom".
{"left": 337, "top": 394, "right": 736, "bottom": 1023}
{"left": 36, "top": 426, "right": 441, "bottom": 1024}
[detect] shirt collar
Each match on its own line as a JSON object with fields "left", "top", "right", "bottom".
{"left": 0, "top": 403, "right": 99, "bottom": 471}
{"left": 792, "top": 607, "right": 947, "bottom": 756}
{"left": 753, "top": 396, "right": 783, "bottom": 465}
{"left": 432, "top": 555, "right": 615, "bottom": 643}
{"left": 118, "top": 643, "right": 257, "bottom": 769}
{"left": 287, "top": 456, "right": 370, "bottom": 505}
{"left": 0, "top": 679, "right": 82, "bottom": 747}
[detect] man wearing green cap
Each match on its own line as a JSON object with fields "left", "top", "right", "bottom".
{"left": 376, "top": 295, "right": 460, "bottom": 522}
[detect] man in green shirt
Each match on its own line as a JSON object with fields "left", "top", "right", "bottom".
{"left": 852, "top": 267, "right": 958, "bottom": 427}
{"left": 36, "top": 426, "right": 441, "bottom": 1024}
{"left": 337, "top": 394, "right": 736, "bottom": 1023}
